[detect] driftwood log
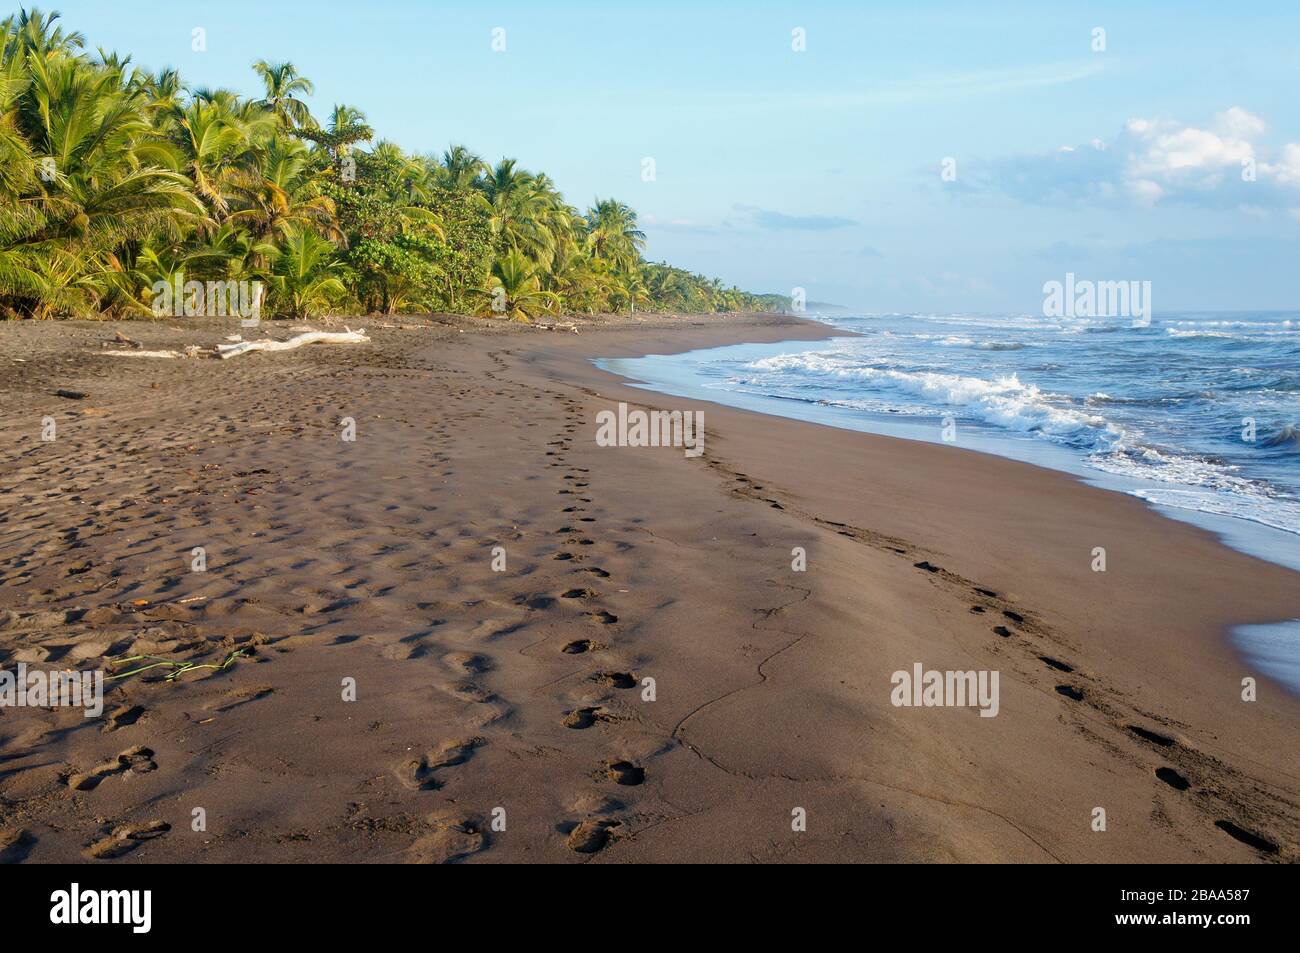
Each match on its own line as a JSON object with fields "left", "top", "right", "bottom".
{"left": 215, "top": 328, "right": 369, "bottom": 359}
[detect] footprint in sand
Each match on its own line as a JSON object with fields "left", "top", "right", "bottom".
{"left": 66, "top": 746, "right": 157, "bottom": 791}
{"left": 563, "top": 706, "right": 612, "bottom": 729}
{"left": 591, "top": 671, "right": 636, "bottom": 689}
{"left": 1054, "top": 685, "right": 1084, "bottom": 701}
{"left": 587, "top": 610, "right": 618, "bottom": 624}
{"left": 405, "top": 814, "right": 486, "bottom": 863}
{"left": 442, "top": 651, "right": 492, "bottom": 674}
{"left": 561, "top": 588, "right": 599, "bottom": 600}
{"left": 102, "top": 704, "right": 145, "bottom": 732}
{"left": 1128, "top": 725, "right": 1177, "bottom": 748}
{"left": 439, "top": 680, "right": 495, "bottom": 704}
{"left": 0, "top": 828, "right": 35, "bottom": 864}
{"left": 1155, "top": 766, "right": 1191, "bottom": 791}
{"left": 436, "top": 681, "right": 511, "bottom": 727}
{"left": 85, "top": 820, "right": 170, "bottom": 859}
{"left": 1214, "top": 820, "right": 1279, "bottom": 855}
{"left": 564, "top": 819, "right": 621, "bottom": 854}
{"left": 562, "top": 639, "right": 603, "bottom": 654}
{"left": 395, "top": 738, "right": 484, "bottom": 791}
{"left": 601, "top": 760, "right": 645, "bottom": 786}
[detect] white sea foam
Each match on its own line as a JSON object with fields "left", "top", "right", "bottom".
{"left": 1129, "top": 487, "right": 1300, "bottom": 537}
{"left": 733, "top": 321, "right": 1299, "bottom": 550}
{"left": 1166, "top": 318, "right": 1296, "bottom": 329}
{"left": 748, "top": 351, "right": 1123, "bottom": 449}
{"left": 1165, "top": 328, "right": 1240, "bottom": 339}
{"left": 936, "top": 335, "right": 1027, "bottom": 350}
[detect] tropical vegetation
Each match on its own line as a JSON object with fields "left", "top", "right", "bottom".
{"left": 0, "top": 8, "right": 781, "bottom": 321}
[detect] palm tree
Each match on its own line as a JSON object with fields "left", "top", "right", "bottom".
{"left": 437, "top": 144, "right": 486, "bottom": 190}
{"left": 297, "top": 103, "right": 372, "bottom": 163}
{"left": 476, "top": 247, "right": 559, "bottom": 322}
{"left": 0, "top": 9, "right": 774, "bottom": 321}
{"left": 166, "top": 98, "right": 247, "bottom": 221}
{"left": 228, "top": 135, "right": 340, "bottom": 246}
{"left": 618, "top": 268, "right": 649, "bottom": 315}
{"left": 10, "top": 8, "right": 84, "bottom": 60}
{"left": 267, "top": 226, "right": 345, "bottom": 318}
{"left": 480, "top": 159, "right": 568, "bottom": 270}
{"left": 252, "top": 60, "right": 315, "bottom": 130}
{"left": 5, "top": 53, "right": 201, "bottom": 315}
{"left": 140, "top": 66, "right": 183, "bottom": 104}
{"left": 584, "top": 198, "right": 645, "bottom": 271}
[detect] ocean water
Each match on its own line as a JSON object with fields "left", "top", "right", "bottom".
{"left": 596, "top": 310, "right": 1300, "bottom": 691}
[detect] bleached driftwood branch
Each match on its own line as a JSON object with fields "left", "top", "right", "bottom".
{"left": 102, "top": 347, "right": 202, "bottom": 358}
{"left": 215, "top": 328, "right": 369, "bottom": 359}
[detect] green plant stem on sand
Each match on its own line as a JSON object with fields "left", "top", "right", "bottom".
{"left": 106, "top": 649, "right": 249, "bottom": 683}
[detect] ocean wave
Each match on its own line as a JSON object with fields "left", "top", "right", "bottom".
{"left": 936, "top": 335, "right": 1027, "bottom": 350}
{"left": 747, "top": 351, "right": 1124, "bottom": 450}
{"left": 1166, "top": 328, "right": 1239, "bottom": 339}
{"left": 739, "top": 333, "right": 1298, "bottom": 547}
{"left": 1130, "top": 487, "right": 1300, "bottom": 537}
{"left": 1166, "top": 318, "right": 1297, "bottom": 329}
{"left": 1085, "top": 392, "right": 1189, "bottom": 408}
{"left": 1260, "top": 425, "right": 1300, "bottom": 450}
{"left": 1088, "top": 443, "right": 1253, "bottom": 491}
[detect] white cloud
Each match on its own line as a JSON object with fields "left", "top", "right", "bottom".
{"left": 1262, "top": 142, "right": 1300, "bottom": 186}
{"left": 962, "top": 107, "right": 1300, "bottom": 209}
{"left": 1125, "top": 113, "right": 1255, "bottom": 179}
{"left": 1215, "top": 106, "right": 1267, "bottom": 139}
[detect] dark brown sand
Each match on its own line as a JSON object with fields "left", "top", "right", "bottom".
{"left": 0, "top": 312, "right": 1297, "bottom": 863}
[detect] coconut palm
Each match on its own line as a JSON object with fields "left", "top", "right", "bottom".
{"left": 584, "top": 198, "right": 645, "bottom": 271}
{"left": 297, "top": 103, "right": 372, "bottom": 162}
{"left": 0, "top": 53, "right": 202, "bottom": 316}
{"left": 9, "top": 8, "right": 83, "bottom": 60}
{"left": 228, "top": 135, "right": 339, "bottom": 245}
{"left": 252, "top": 60, "right": 315, "bottom": 130}
{"left": 480, "top": 159, "right": 569, "bottom": 270}
{"left": 166, "top": 98, "right": 248, "bottom": 220}
{"left": 138, "top": 66, "right": 183, "bottom": 111}
{"left": 437, "top": 144, "right": 486, "bottom": 190}
{"left": 0, "top": 9, "right": 774, "bottom": 320}
{"left": 475, "top": 247, "right": 559, "bottom": 322}
{"left": 266, "top": 226, "right": 345, "bottom": 318}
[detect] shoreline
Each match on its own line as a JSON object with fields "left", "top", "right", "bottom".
{"left": 1, "top": 312, "right": 1297, "bottom": 863}
{"left": 526, "top": 317, "right": 1300, "bottom": 695}
{"left": 583, "top": 322, "right": 1300, "bottom": 693}
{"left": 596, "top": 320, "right": 1300, "bottom": 575}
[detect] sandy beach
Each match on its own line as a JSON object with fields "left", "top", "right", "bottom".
{"left": 1, "top": 312, "right": 1297, "bottom": 864}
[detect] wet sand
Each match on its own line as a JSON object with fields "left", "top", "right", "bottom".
{"left": 1, "top": 312, "right": 1297, "bottom": 863}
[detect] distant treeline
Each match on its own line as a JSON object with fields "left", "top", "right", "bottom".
{"left": 0, "top": 8, "right": 779, "bottom": 320}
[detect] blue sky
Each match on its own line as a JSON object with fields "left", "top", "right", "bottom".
{"left": 49, "top": 0, "right": 1300, "bottom": 311}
